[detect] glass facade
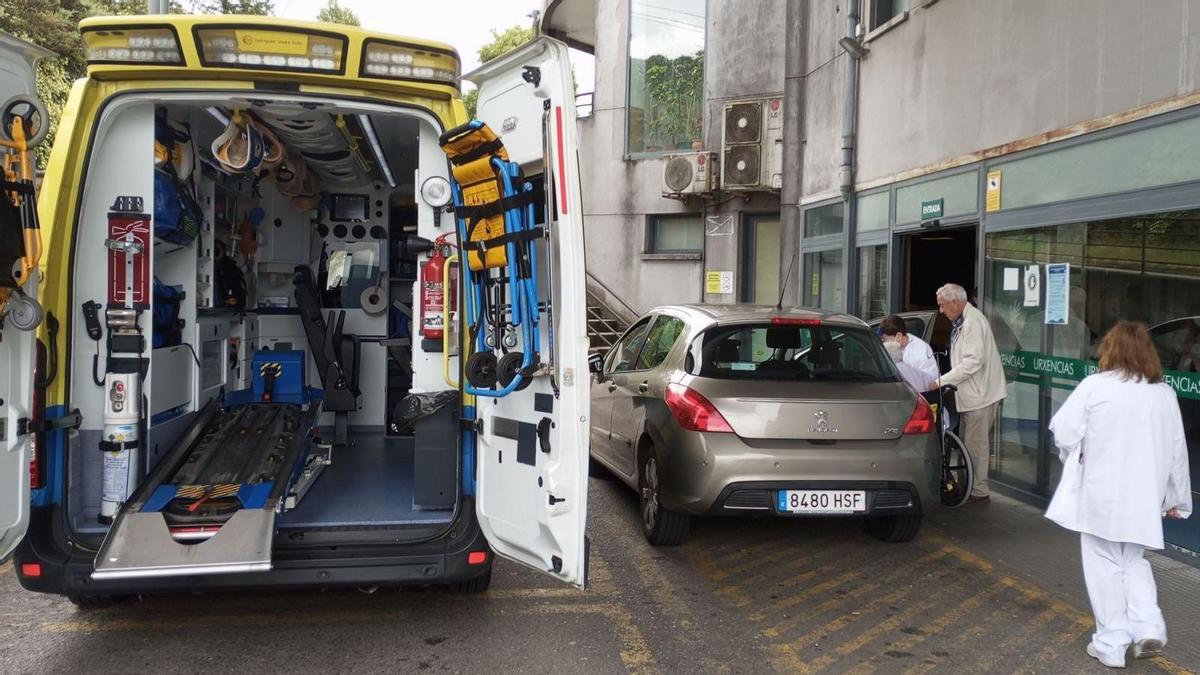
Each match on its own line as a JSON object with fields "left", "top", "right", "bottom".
{"left": 626, "top": 0, "right": 706, "bottom": 154}
{"left": 804, "top": 202, "right": 843, "bottom": 238}
{"left": 803, "top": 249, "right": 844, "bottom": 311}
{"left": 984, "top": 211, "right": 1200, "bottom": 551}
{"left": 857, "top": 245, "right": 888, "bottom": 320}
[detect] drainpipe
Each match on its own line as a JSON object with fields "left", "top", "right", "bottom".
{"left": 840, "top": 0, "right": 862, "bottom": 314}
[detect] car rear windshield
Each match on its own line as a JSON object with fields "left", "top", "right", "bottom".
{"left": 695, "top": 323, "right": 900, "bottom": 382}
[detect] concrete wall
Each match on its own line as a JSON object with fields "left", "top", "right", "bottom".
{"left": 577, "top": 0, "right": 786, "bottom": 313}
{"left": 853, "top": 0, "right": 1200, "bottom": 186}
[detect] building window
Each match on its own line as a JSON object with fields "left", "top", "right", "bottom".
{"left": 804, "top": 202, "right": 844, "bottom": 238}
{"left": 741, "top": 215, "right": 782, "bottom": 303}
{"left": 984, "top": 209, "right": 1200, "bottom": 512}
{"left": 869, "top": 0, "right": 908, "bottom": 30}
{"left": 803, "top": 249, "right": 845, "bottom": 311}
{"left": 647, "top": 214, "right": 703, "bottom": 253}
{"left": 857, "top": 244, "right": 888, "bottom": 320}
{"left": 627, "top": 0, "right": 706, "bottom": 154}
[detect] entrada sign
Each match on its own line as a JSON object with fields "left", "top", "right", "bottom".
{"left": 920, "top": 198, "right": 944, "bottom": 220}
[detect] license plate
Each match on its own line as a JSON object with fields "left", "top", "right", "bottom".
{"left": 777, "top": 490, "right": 866, "bottom": 514}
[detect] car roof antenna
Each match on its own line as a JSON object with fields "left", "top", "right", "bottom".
{"left": 776, "top": 253, "right": 798, "bottom": 311}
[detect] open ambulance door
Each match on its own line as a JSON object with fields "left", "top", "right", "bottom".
{"left": 0, "top": 281, "right": 38, "bottom": 560}
{"left": 464, "top": 36, "right": 590, "bottom": 587}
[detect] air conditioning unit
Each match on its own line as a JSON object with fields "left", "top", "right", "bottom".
{"left": 661, "top": 151, "right": 716, "bottom": 197}
{"left": 720, "top": 97, "right": 783, "bottom": 191}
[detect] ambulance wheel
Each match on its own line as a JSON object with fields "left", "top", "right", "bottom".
{"left": 450, "top": 568, "right": 492, "bottom": 594}
{"left": 1, "top": 94, "right": 49, "bottom": 148}
{"left": 497, "top": 352, "right": 532, "bottom": 391}
{"left": 67, "top": 593, "right": 127, "bottom": 610}
{"left": 5, "top": 290, "right": 43, "bottom": 331}
{"left": 465, "top": 352, "right": 498, "bottom": 388}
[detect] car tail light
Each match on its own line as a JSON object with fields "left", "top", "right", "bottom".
{"left": 29, "top": 338, "right": 46, "bottom": 490}
{"left": 467, "top": 551, "right": 488, "bottom": 565}
{"left": 19, "top": 562, "right": 42, "bottom": 578}
{"left": 665, "top": 383, "right": 733, "bottom": 433}
{"left": 903, "top": 396, "right": 935, "bottom": 435}
{"left": 771, "top": 316, "right": 821, "bottom": 326}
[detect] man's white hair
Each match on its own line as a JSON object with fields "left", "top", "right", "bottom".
{"left": 936, "top": 283, "right": 968, "bottom": 302}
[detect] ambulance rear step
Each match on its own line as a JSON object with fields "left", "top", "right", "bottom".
{"left": 92, "top": 399, "right": 318, "bottom": 580}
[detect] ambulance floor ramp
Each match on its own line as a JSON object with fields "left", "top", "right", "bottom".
{"left": 92, "top": 400, "right": 316, "bottom": 581}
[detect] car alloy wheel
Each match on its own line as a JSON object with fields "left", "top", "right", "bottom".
{"left": 641, "top": 456, "right": 660, "bottom": 531}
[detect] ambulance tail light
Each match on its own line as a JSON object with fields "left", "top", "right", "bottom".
{"left": 195, "top": 27, "right": 346, "bottom": 73}
{"left": 82, "top": 27, "right": 182, "bottom": 65}
{"left": 361, "top": 39, "right": 459, "bottom": 85}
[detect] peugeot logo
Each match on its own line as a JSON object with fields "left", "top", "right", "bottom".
{"left": 810, "top": 410, "right": 838, "bottom": 433}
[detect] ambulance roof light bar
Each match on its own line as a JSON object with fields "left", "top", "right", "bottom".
{"left": 82, "top": 26, "right": 183, "bottom": 65}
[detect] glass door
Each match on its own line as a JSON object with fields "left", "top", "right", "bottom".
{"left": 741, "top": 215, "right": 781, "bottom": 303}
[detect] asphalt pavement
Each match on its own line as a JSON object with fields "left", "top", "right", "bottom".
{"left": 1, "top": 475, "right": 1198, "bottom": 674}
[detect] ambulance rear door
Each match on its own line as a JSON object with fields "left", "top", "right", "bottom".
{"left": 0, "top": 288, "right": 39, "bottom": 560}
{"left": 464, "top": 36, "right": 590, "bottom": 587}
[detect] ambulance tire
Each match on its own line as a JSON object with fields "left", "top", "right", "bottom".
{"left": 450, "top": 568, "right": 492, "bottom": 594}
{"left": 1, "top": 94, "right": 49, "bottom": 148}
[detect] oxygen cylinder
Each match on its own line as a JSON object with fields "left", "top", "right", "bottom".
{"left": 99, "top": 370, "right": 140, "bottom": 524}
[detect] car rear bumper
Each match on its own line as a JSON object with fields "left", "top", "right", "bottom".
{"left": 12, "top": 500, "right": 492, "bottom": 598}
{"left": 657, "top": 430, "right": 940, "bottom": 516}
{"left": 707, "top": 480, "right": 922, "bottom": 517}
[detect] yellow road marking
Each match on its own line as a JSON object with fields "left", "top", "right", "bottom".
{"left": 519, "top": 603, "right": 658, "bottom": 674}
{"left": 760, "top": 570, "right": 868, "bottom": 638}
{"left": 707, "top": 543, "right": 808, "bottom": 584}
{"left": 839, "top": 577, "right": 1011, "bottom": 675}
{"left": 899, "top": 583, "right": 1036, "bottom": 675}
{"left": 768, "top": 550, "right": 967, "bottom": 673}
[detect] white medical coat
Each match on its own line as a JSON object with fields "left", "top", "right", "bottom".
{"left": 903, "top": 335, "right": 941, "bottom": 388}
{"left": 1046, "top": 371, "right": 1193, "bottom": 549}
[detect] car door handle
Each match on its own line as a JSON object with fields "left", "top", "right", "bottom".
{"left": 637, "top": 382, "right": 649, "bottom": 394}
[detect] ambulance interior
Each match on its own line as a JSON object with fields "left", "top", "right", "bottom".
{"left": 67, "top": 94, "right": 471, "bottom": 556}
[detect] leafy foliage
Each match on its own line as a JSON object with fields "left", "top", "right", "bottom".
{"left": 477, "top": 25, "right": 532, "bottom": 64}
{"left": 635, "top": 49, "right": 703, "bottom": 151}
{"left": 188, "top": 0, "right": 273, "bottom": 14}
{"left": 1, "top": 0, "right": 269, "bottom": 166}
{"left": 463, "top": 24, "right": 533, "bottom": 119}
{"left": 316, "top": 0, "right": 358, "bottom": 26}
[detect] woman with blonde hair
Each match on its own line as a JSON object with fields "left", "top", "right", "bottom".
{"left": 1047, "top": 321, "right": 1192, "bottom": 669}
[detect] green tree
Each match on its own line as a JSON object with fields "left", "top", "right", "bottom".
{"left": 188, "top": 0, "right": 273, "bottom": 14}
{"left": 316, "top": 0, "right": 358, "bottom": 26}
{"left": 477, "top": 25, "right": 532, "bottom": 63}
{"left": 464, "top": 24, "right": 533, "bottom": 118}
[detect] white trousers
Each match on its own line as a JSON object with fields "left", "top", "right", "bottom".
{"left": 1080, "top": 532, "right": 1167, "bottom": 664}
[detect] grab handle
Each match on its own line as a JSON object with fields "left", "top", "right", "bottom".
{"left": 443, "top": 254, "right": 460, "bottom": 389}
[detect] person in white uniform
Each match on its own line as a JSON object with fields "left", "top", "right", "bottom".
{"left": 883, "top": 339, "right": 934, "bottom": 392}
{"left": 878, "top": 314, "right": 940, "bottom": 388}
{"left": 1047, "top": 321, "right": 1192, "bottom": 669}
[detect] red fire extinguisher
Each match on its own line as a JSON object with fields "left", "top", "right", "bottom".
{"left": 421, "top": 235, "right": 456, "bottom": 351}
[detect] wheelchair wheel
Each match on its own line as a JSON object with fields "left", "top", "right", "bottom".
{"left": 1, "top": 94, "right": 49, "bottom": 148}
{"left": 940, "top": 430, "right": 974, "bottom": 508}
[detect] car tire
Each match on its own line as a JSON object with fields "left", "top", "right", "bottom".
{"left": 639, "top": 446, "right": 690, "bottom": 546}
{"left": 865, "top": 514, "right": 922, "bottom": 543}
{"left": 449, "top": 568, "right": 492, "bottom": 594}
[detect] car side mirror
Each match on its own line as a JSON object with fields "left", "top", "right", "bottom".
{"left": 588, "top": 352, "right": 604, "bottom": 377}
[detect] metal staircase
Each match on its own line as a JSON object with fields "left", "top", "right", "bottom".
{"left": 585, "top": 272, "right": 638, "bottom": 356}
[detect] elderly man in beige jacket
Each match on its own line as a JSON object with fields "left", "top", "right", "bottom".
{"left": 937, "top": 283, "right": 1007, "bottom": 504}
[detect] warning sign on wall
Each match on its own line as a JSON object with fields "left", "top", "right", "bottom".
{"left": 986, "top": 170, "right": 1002, "bottom": 212}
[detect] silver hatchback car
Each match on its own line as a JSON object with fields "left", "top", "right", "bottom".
{"left": 589, "top": 305, "right": 941, "bottom": 545}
